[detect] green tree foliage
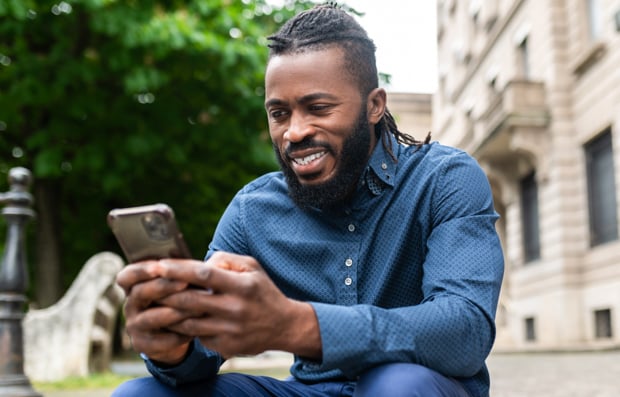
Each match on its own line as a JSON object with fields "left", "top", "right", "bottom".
{"left": 0, "top": 0, "right": 313, "bottom": 306}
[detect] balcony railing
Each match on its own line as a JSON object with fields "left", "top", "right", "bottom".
{"left": 481, "top": 79, "right": 550, "bottom": 139}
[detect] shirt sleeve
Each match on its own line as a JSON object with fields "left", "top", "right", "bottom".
{"left": 141, "top": 188, "right": 251, "bottom": 387}
{"left": 143, "top": 191, "right": 249, "bottom": 387}
{"left": 142, "top": 338, "right": 224, "bottom": 387}
{"left": 206, "top": 189, "right": 249, "bottom": 259}
{"left": 305, "top": 152, "right": 504, "bottom": 379}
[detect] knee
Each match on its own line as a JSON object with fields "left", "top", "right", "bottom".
{"left": 111, "top": 373, "right": 249, "bottom": 397}
{"left": 111, "top": 377, "right": 172, "bottom": 397}
{"left": 354, "top": 363, "right": 463, "bottom": 397}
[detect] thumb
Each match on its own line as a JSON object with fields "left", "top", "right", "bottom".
{"left": 208, "top": 252, "right": 262, "bottom": 273}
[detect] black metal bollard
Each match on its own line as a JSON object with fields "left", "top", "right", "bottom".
{"left": 0, "top": 167, "right": 41, "bottom": 397}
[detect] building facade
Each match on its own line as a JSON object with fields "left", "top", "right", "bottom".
{"left": 387, "top": 92, "right": 433, "bottom": 140}
{"left": 433, "top": 0, "right": 620, "bottom": 351}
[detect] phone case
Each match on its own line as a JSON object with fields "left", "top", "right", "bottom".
{"left": 107, "top": 203, "right": 192, "bottom": 263}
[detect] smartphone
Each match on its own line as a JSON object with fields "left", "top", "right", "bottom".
{"left": 107, "top": 203, "right": 192, "bottom": 263}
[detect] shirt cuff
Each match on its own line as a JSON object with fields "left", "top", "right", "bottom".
{"left": 142, "top": 338, "right": 224, "bottom": 387}
{"left": 308, "top": 302, "right": 371, "bottom": 377}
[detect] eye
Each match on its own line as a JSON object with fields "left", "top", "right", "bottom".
{"left": 268, "top": 109, "right": 289, "bottom": 120}
{"left": 309, "top": 103, "right": 331, "bottom": 113}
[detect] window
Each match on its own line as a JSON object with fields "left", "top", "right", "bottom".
{"left": 594, "top": 309, "right": 612, "bottom": 338}
{"left": 520, "top": 171, "right": 541, "bottom": 262}
{"left": 488, "top": 76, "right": 497, "bottom": 92}
{"left": 525, "top": 317, "right": 536, "bottom": 341}
{"left": 469, "top": 0, "right": 481, "bottom": 30}
{"left": 448, "top": 0, "right": 456, "bottom": 16}
{"left": 482, "top": 0, "right": 499, "bottom": 32}
{"left": 586, "top": 0, "right": 603, "bottom": 41}
{"left": 517, "top": 37, "right": 530, "bottom": 79}
{"left": 585, "top": 129, "right": 618, "bottom": 246}
{"left": 486, "top": 75, "right": 498, "bottom": 106}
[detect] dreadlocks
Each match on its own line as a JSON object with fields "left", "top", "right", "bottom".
{"left": 267, "top": 2, "right": 430, "bottom": 159}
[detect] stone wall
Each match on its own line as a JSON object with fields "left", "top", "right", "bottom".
{"left": 23, "top": 252, "right": 125, "bottom": 381}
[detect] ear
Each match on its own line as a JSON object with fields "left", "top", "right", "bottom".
{"left": 366, "top": 88, "right": 387, "bottom": 125}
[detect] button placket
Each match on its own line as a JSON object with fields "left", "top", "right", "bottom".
{"left": 339, "top": 218, "right": 359, "bottom": 304}
{"left": 344, "top": 257, "right": 354, "bottom": 287}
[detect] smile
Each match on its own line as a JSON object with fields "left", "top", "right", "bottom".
{"left": 292, "top": 151, "right": 326, "bottom": 166}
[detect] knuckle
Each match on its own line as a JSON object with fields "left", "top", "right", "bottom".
{"left": 195, "top": 264, "right": 212, "bottom": 282}
{"left": 124, "top": 318, "right": 142, "bottom": 336}
{"left": 226, "top": 299, "right": 246, "bottom": 318}
{"left": 238, "top": 276, "right": 259, "bottom": 296}
{"left": 210, "top": 251, "right": 228, "bottom": 263}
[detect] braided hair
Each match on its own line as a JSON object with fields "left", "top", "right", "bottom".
{"left": 267, "top": 2, "right": 430, "bottom": 159}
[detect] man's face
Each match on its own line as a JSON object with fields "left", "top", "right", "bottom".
{"left": 264, "top": 47, "right": 378, "bottom": 209}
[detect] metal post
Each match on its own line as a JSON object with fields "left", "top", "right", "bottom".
{"left": 0, "top": 167, "right": 41, "bottom": 397}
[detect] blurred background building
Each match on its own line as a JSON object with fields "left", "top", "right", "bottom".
{"left": 387, "top": 93, "right": 433, "bottom": 138}
{"left": 430, "top": 0, "right": 620, "bottom": 351}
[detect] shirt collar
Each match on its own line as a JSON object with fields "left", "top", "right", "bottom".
{"left": 366, "top": 133, "right": 398, "bottom": 189}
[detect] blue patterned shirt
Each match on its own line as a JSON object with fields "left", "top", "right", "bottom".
{"left": 145, "top": 135, "right": 504, "bottom": 397}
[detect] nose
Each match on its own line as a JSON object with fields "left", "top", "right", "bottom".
{"left": 283, "top": 112, "right": 314, "bottom": 143}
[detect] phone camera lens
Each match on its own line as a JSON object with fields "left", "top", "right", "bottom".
{"left": 141, "top": 213, "right": 169, "bottom": 240}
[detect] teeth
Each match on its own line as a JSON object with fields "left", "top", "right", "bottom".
{"left": 293, "top": 152, "right": 325, "bottom": 166}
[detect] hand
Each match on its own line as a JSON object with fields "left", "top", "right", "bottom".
{"left": 116, "top": 260, "right": 199, "bottom": 365}
{"left": 156, "top": 252, "right": 322, "bottom": 359}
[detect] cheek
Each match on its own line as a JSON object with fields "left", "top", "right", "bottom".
{"left": 268, "top": 127, "right": 283, "bottom": 147}
{"left": 268, "top": 128, "right": 286, "bottom": 157}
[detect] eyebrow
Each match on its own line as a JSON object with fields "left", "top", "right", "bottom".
{"left": 265, "top": 92, "right": 339, "bottom": 109}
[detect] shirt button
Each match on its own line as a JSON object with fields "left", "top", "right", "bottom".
{"left": 381, "top": 162, "right": 388, "bottom": 170}
{"left": 345, "top": 258, "right": 353, "bottom": 267}
{"left": 348, "top": 224, "right": 356, "bottom": 232}
{"left": 344, "top": 277, "right": 353, "bottom": 286}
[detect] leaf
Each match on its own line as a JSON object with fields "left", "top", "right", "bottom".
{"left": 1, "top": 0, "right": 315, "bottom": 299}
{"left": 33, "top": 147, "right": 64, "bottom": 178}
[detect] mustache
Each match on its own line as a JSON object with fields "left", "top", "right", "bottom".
{"left": 284, "top": 139, "right": 332, "bottom": 157}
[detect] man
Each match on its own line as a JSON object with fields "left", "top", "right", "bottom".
{"left": 112, "top": 4, "right": 504, "bottom": 397}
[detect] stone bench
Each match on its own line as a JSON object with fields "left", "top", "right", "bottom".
{"left": 23, "top": 252, "right": 125, "bottom": 382}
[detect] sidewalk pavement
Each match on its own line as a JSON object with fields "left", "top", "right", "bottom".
{"left": 42, "top": 349, "right": 620, "bottom": 396}
{"left": 487, "top": 349, "right": 620, "bottom": 397}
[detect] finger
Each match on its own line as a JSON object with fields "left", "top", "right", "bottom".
{"left": 125, "top": 298, "right": 192, "bottom": 327}
{"left": 156, "top": 289, "right": 215, "bottom": 315}
{"left": 157, "top": 290, "right": 245, "bottom": 322}
{"left": 157, "top": 253, "right": 261, "bottom": 287}
{"left": 167, "top": 307, "right": 278, "bottom": 358}
{"left": 160, "top": 258, "right": 260, "bottom": 294}
{"left": 167, "top": 316, "right": 237, "bottom": 339}
{"left": 206, "top": 252, "right": 262, "bottom": 273}
{"left": 129, "top": 330, "right": 192, "bottom": 362}
{"left": 116, "top": 261, "right": 167, "bottom": 293}
{"left": 126, "top": 277, "right": 189, "bottom": 310}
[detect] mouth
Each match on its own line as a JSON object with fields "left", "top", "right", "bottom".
{"left": 286, "top": 148, "right": 333, "bottom": 182}
{"left": 291, "top": 151, "right": 327, "bottom": 166}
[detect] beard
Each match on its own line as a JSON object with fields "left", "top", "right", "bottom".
{"left": 274, "top": 107, "right": 372, "bottom": 210}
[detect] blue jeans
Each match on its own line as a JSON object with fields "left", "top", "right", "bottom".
{"left": 112, "top": 363, "right": 470, "bottom": 397}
